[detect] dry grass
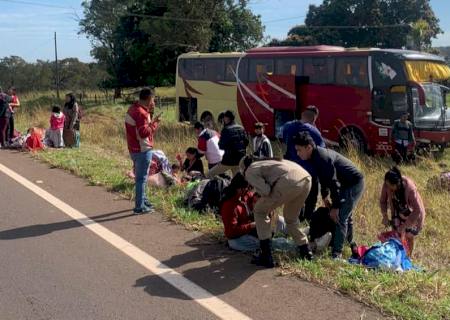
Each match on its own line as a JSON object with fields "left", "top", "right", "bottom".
{"left": 14, "top": 94, "right": 450, "bottom": 320}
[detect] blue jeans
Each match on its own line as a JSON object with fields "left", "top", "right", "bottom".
{"left": 228, "top": 235, "right": 260, "bottom": 252}
{"left": 333, "top": 178, "right": 364, "bottom": 255}
{"left": 130, "top": 150, "right": 153, "bottom": 210}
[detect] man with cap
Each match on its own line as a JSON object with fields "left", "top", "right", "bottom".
{"left": 207, "top": 110, "right": 248, "bottom": 178}
{"left": 391, "top": 112, "right": 415, "bottom": 164}
{"left": 253, "top": 122, "right": 273, "bottom": 159}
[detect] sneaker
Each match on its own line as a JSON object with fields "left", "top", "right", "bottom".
{"left": 297, "top": 244, "right": 314, "bottom": 261}
{"left": 315, "top": 232, "right": 332, "bottom": 253}
{"left": 133, "top": 205, "right": 154, "bottom": 215}
{"left": 144, "top": 199, "right": 153, "bottom": 207}
{"left": 331, "top": 252, "right": 343, "bottom": 260}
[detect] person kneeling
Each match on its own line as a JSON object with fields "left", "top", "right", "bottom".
{"left": 240, "top": 156, "right": 313, "bottom": 268}
{"left": 220, "top": 173, "right": 260, "bottom": 252}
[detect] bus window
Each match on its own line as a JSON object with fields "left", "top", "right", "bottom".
{"left": 237, "top": 58, "right": 249, "bottom": 82}
{"left": 275, "top": 58, "right": 303, "bottom": 76}
{"left": 336, "top": 57, "right": 368, "bottom": 87}
{"left": 192, "top": 60, "right": 205, "bottom": 80}
{"left": 304, "top": 58, "right": 335, "bottom": 84}
{"left": 205, "top": 59, "right": 225, "bottom": 81}
{"left": 249, "top": 59, "right": 274, "bottom": 81}
{"left": 225, "top": 59, "right": 238, "bottom": 81}
{"left": 179, "top": 59, "right": 192, "bottom": 79}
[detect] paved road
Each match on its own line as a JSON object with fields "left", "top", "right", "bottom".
{"left": 0, "top": 151, "right": 384, "bottom": 320}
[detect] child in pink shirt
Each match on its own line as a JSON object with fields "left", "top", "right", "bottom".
{"left": 48, "top": 106, "right": 65, "bottom": 148}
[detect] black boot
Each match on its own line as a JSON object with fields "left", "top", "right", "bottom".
{"left": 251, "top": 239, "right": 274, "bottom": 268}
{"left": 298, "top": 244, "right": 314, "bottom": 261}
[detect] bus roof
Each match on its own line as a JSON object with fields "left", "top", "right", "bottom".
{"left": 178, "top": 52, "right": 244, "bottom": 59}
{"left": 247, "top": 46, "right": 446, "bottom": 62}
{"left": 178, "top": 47, "right": 446, "bottom": 63}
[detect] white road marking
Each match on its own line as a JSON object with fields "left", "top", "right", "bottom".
{"left": 0, "top": 162, "right": 252, "bottom": 320}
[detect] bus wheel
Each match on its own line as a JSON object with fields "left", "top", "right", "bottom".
{"left": 339, "top": 127, "right": 366, "bottom": 153}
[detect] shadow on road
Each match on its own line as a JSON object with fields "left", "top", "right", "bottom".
{"left": 135, "top": 234, "right": 259, "bottom": 299}
{"left": 0, "top": 209, "right": 134, "bottom": 240}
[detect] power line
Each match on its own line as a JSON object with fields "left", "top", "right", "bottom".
{"left": 0, "top": 0, "right": 71, "bottom": 9}
{"left": 263, "top": 15, "right": 306, "bottom": 24}
{"left": 293, "top": 24, "right": 411, "bottom": 30}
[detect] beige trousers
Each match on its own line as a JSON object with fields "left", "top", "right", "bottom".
{"left": 254, "top": 176, "right": 311, "bottom": 246}
{"left": 206, "top": 163, "right": 239, "bottom": 179}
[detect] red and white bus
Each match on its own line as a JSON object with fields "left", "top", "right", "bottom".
{"left": 176, "top": 46, "right": 450, "bottom": 154}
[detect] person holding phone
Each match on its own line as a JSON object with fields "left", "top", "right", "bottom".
{"left": 125, "top": 87, "right": 161, "bottom": 214}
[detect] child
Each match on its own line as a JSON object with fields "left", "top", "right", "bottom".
{"left": 253, "top": 122, "right": 273, "bottom": 159}
{"left": 177, "top": 147, "right": 204, "bottom": 180}
{"left": 48, "top": 106, "right": 65, "bottom": 148}
{"left": 380, "top": 167, "right": 426, "bottom": 256}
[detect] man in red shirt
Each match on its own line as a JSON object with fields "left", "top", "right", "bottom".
{"left": 125, "top": 87, "right": 160, "bottom": 214}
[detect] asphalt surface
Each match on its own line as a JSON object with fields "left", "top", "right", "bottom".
{"left": 0, "top": 150, "right": 385, "bottom": 320}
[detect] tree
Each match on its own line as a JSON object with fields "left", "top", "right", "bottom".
{"left": 0, "top": 56, "right": 106, "bottom": 93}
{"left": 282, "top": 0, "right": 441, "bottom": 49}
{"left": 79, "top": 0, "right": 264, "bottom": 90}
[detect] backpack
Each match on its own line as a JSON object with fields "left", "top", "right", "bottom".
{"left": 361, "top": 238, "right": 414, "bottom": 272}
{"left": 202, "top": 175, "right": 231, "bottom": 214}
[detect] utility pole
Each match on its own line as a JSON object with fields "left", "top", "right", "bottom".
{"left": 54, "top": 32, "right": 60, "bottom": 99}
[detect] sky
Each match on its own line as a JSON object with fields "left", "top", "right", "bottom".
{"left": 0, "top": 0, "right": 449, "bottom": 63}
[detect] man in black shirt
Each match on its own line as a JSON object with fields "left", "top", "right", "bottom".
{"left": 207, "top": 110, "right": 248, "bottom": 178}
{"left": 294, "top": 132, "right": 364, "bottom": 259}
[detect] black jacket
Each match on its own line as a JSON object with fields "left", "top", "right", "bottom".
{"left": 0, "top": 94, "right": 12, "bottom": 118}
{"left": 218, "top": 122, "right": 249, "bottom": 166}
{"left": 308, "top": 147, "right": 363, "bottom": 209}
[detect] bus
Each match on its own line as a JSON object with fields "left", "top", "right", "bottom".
{"left": 176, "top": 46, "right": 450, "bottom": 154}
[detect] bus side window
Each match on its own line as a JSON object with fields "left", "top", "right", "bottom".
{"left": 249, "top": 59, "right": 274, "bottom": 81}
{"left": 225, "top": 59, "right": 238, "bottom": 81}
{"left": 275, "top": 58, "right": 303, "bottom": 76}
{"left": 304, "top": 58, "right": 335, "bottom": 84}
{"left": 237, "top": 58, "right": 249, "bottom": 82}
{"left": 336, "top": 57, "right": 368, "bottom": 87}
{"left": 179, "top": 59, "right": 193, "bottom": 79}
{"left": 205, "top": 59, "right": 225, "bottom": 81}
{"left": 192, "top": 60, "right": 205, "bottom": 80}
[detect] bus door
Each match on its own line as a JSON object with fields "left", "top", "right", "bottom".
{"left": 370, "top": 53, "right": 409, "bottom": 151}
{"left": 264, "top": 73, "right": 297, "bottom": 138}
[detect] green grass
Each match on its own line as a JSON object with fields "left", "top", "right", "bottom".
{"left": 14, "top": 91, "right": 450, "bottom": 320}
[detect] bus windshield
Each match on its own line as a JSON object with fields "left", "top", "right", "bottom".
{"left": 419, "top": 83, "right": 444, "bottom": 119}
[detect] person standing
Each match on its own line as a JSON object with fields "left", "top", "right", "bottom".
{"left": 207, "top": 110, "right": 248, "bottom": 178}
{"left": 240, "top": 156, "right": 313, "bottom": 268}
{"left": 391, "top": 112, "right": 415, "bottom": 164}
{"left": 125, "top": 87, "right": 160, "bottom": 214}
{"left": 63, "top": 93, "right": 81, "bottom": 148}
{"left": 194, "top": 121, "right": 223, "bottom": 169}
{"left": 294, "top": 132, "right": 364, "bottom": 259}
{"left": 282, "top": 106, "right": 326, "bottom": 221}
{"left": 253, "top": 122, "right": 273, "bottom": 159}
{"left": 380, "top": 167, "right": 425, "bottom": 256}
{"left": 7, "top": 87, "right": 20, "bottom": 143}
{"left": 0, "top": 87, "right": 12, "bottom": 148}
{"left": 48, "top": 106, "right": 65, "bottom": 148}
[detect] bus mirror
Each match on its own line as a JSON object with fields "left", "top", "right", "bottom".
{"left": 443, "top": 90, "right": 448, "bottom": 109}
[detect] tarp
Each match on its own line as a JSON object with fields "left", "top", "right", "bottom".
{"left": 405, "top": 61, "right": 450, "bottom": 82}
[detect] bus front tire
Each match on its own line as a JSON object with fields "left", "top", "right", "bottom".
{"left": 339, "top": 127, "right": 366, "bottom": 154}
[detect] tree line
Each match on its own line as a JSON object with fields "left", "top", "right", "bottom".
{"left": 0, "top": 56, "right": 108, "bottom": 93}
